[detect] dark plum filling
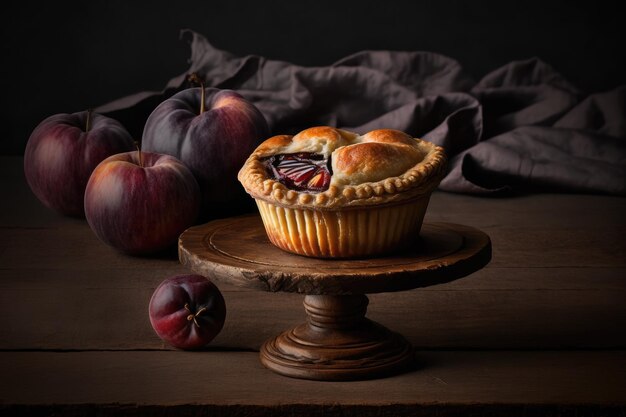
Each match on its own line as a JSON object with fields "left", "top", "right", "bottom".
{"left": 264, "top": 152, "right": 331, "bottom": 192}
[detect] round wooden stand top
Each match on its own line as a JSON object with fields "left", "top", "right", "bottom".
{"left": 178, "top": 215, "right": 491, "bottom": 295}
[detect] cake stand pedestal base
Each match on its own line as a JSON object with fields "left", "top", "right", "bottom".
{"left": 179, "top": 216, "right": 492, "bottom": 382}
{"left": 260, "top": 294, "right": 414, "bottom": 381}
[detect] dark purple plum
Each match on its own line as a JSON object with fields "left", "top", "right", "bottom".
{"left": 149, "top": 274, "right": 226, "bottom": 349}
{"left": 24, "top": 110, "right": 134, "bottom": 217}
{"left": 84, "top": 150, "right": 200, "bottom": 255}
{"left": 141, "top": 78, "right": 268, "bottom": 215}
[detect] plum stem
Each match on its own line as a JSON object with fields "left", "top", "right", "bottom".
{"left": 85, "top": 109, "right": 92, "bottom": 132}
{"left": 134, "top": 141, "right": 143, "bottom": 168}
{"left": 184, "top": 303, "right": 208, "bottom": 327}
{"left": 188, "top": 73, "right": 206, "bottom": 115}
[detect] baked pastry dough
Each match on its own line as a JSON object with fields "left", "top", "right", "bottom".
{"left": 238, "top": 126, "right": 446, "bottom": 258}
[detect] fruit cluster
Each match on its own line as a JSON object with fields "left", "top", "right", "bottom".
{"left": 25, "top": 75, "right": 268, "bottom": 254}
{"left": 23, "top": 74, "right": 269, "bottom": 349}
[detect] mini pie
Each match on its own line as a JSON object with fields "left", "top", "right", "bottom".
{"left": 237, "top": 126, "right": 447, "bottom": 258}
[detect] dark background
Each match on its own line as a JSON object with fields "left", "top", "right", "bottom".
{"left": 2, "top": 0, "right": 624, "bottom": 155}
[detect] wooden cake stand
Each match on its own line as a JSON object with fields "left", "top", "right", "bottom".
{"left": 178, "top": 215, "right": 491, "bottom": 381}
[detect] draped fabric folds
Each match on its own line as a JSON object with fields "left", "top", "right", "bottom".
{"left": 97, "top": 29, "right": 626, "bottom": 195}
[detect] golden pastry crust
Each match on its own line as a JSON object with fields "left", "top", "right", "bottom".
{"left": 238, "top": 126, "right": 446, "bottom": 210}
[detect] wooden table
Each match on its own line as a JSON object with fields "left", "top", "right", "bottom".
{"left": 1, "top": 156, "right": 625, "bottom": 416}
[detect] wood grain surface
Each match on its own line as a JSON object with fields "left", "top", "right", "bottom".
{"left": 2, "top": 350, "right": 625, "bottom": 405}
{"left": 179, "top": 217, "right": 491, "bottom": 294}
{"left": 0, "top": 156, "right": 625, "bottom": 414}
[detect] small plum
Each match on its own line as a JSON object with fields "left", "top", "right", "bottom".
{"left": 149, "top": 274, "right": 226, "bottom": 349}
